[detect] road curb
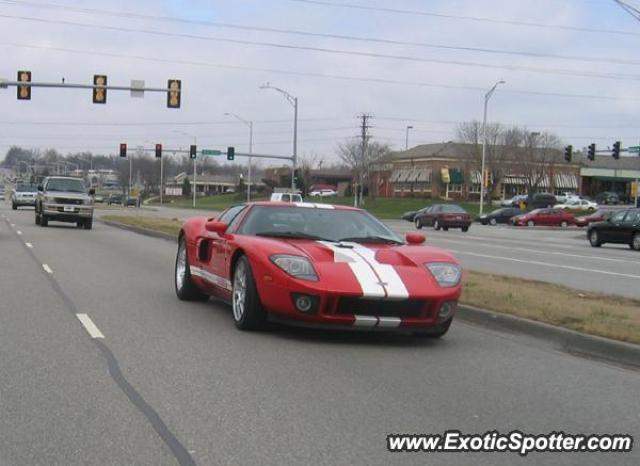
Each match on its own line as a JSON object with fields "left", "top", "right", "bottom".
{"left": 457, "top": 305, "right": 640, "bottom": 369}
{"left": 99, "top": 219, "right": 177, "bottom": 242}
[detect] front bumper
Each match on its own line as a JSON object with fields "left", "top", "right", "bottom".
{"left": 43, "top": 203, "right": 94, "bottom": 219}
{"left": 13, "top": 197, "right": 36, "bottom": 206}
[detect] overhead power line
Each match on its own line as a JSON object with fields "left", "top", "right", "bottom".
{"left": 2, "top": 41, "right": 639, "bottom": 102}
{"left": 0, "top": 2, "right": 636, "bottom": 66}
{"left": 0, "top": 14, "right": 638, "bottom": 81}
{"left": 288, "top": 0, "right": 640, "bottom": 37}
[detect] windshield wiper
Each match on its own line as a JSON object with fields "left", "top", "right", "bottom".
{"left": 338, "top": 235, "right": 403, "bottom": 245}
{"left": 255, "top": 231, "right": 333, "bottom": 241}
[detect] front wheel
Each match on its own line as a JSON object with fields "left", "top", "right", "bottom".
{"left": 12, "top": 203, "right": 17, "bottom": 210}
{"left": 462, "top": 226, "right": 469, "bottom": 232}
{"left": 83, "top": 218, "right": 93, "bottom": 230}
{"left": 414, "top": 318, "right": 453, "bottom": 339}
{"left": 489, "top": 218, "right": 497, "bottom": 226}
{"left": 527, "top": 220, "right": 535, "bottom": 227}
{"left": 175, "top": 237, "right": 209, "bottom": 301}
{"left": 40, "top": 214, "right": 48, "bottom": 227}
{"left": 589, "top": 230, "right": 602, "bottom": 248}
{"left": 433, "top": 219, "right": 440, "bottom": 231}
{"left": 631, "top": 233, "right": 640, "bottom": 251}
{"left": 560, "top": 221, "right": 568, "bottom": 228}
{"left": 415, "top": 218, "right": 422, "bottom": 229}
{"left": 232, "top": 256, "right": 266, "bottom": 331}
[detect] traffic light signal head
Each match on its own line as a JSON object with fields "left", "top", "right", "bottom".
{"left": 564, "top": 145, "right": 573, "bottom": 163}
{"left": 119, "top": 143, "right": 127, "bottom": 158}
{"left": 167, "top": 79, "right": 181, "bottom": 108}
{"left": 155, "top": 144, "right": 162, "bottom": 158}
{"left": 227, "top": 146, "right": 235, "bottom": 161}
{"left": 587, "top": 143, "right": 596, "bottom": 161}
{"left": 93, "top": 74, "right": 107, "bottom": 104}
{"left": 190, "top": 144, "right": 197, "bottom": 159}
{"left": 612, "top": 141, "right": 621, "bottom": 160}
{"left": 17, "top": 70, "right": 31, "bottom": 100}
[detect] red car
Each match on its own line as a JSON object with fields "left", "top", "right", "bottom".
{"left": 511, "top": 208, "right": 576, "bottom": 227}
{"left": 175, "top": 202, "right": 462, "bottom": 337}
{"left": 576, "top": 209, "right": 611, "bottom": 227}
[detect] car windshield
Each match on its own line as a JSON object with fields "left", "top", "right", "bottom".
{"left": 529, "top": 209, "right": 543, "bottom": 215}
{"left": 46, "top": 178, "right": 86, "bottom": 193}
{"left": 440, "top": 205, "right": 466, "bottom": 213}
{"left": 16, "top": 184, "right": 37, "bottom": 192}
{"left": 490, "top": 209, "right": 506, "bottom": 215}
{"left": 239, "top": 206, "right": 402, "bottom": 243}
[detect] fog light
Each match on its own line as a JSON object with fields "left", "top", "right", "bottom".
{"left": 438, "top": 301, "right": 457, "bottom": 320}
{"left": 291, "top": 293, "right": 319, "bottom": 314}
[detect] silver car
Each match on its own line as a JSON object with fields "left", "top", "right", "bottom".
{"left": 35, "top": 176, "right": 95, "bottom": 229}
{"left": 11, "top": 182, "right": 38, "bottom": 209}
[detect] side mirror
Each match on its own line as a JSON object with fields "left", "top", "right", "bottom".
{"left": 205, "top": 220, "right": 228, "bottom": 235}
{"left": 89, "top": 188, "right": 96, "bottom": 196}
{"left": 406, "top": 232, "right": 426, "bottom": 245}
{"left": 37, "top": 185, "right": 43, "bottom": 191}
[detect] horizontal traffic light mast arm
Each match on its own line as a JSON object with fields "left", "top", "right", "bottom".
{"left": 0, "top": 80, "right": 177, "bottom": 93}
{"left": 129, "top": 146, "right": 294, "bottom": 161}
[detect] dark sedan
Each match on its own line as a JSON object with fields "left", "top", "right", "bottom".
{"left": 478, "top": 207, "right": 522, "bottom": 225}
{"left": 414, "top": 204, "right": 472, "bottom": 232}
{"left": 587, "top": 209, "right": 640, "bottom": 250}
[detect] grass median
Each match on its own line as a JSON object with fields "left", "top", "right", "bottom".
{"left": 102, "top": 214, "right": 640, "bottom": 345}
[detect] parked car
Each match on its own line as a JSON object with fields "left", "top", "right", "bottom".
{"left": 501, "top": 195, "right": 527, "bottom": 207}
{"left": 125, "top": 196, "right": 140, "bottom": 207}
{"left": 175, "top": 202, "right": 461, "bottom": 337}
{"left": 107, "top": 193, "right": 124, "bottom": 205}
{"left": 309, "top": 189, "right": 338, "bottom": 197}
{"left": 511, "top": 208, "right": 576, "bottom": 227}
{"left": 554, "top": 199, "right": 598, "bottom": 211}
{"left": 527, "top": 193, "right": 557, "bottom": 210}
{"left": 414, "top": 204, "right": 472, "bottom": 232}
{"left": 11, "top": 182, "right": 38, "bottom": 209}
{"left": 93, "top": 194, "right": 105, "bottom": 203}
{"left": 576, "top": 209, "right": 612, "bottom": 227}
{"left": 478, "top": 207, "right": 522, "bottom": 225}
{"left": 594, "top": 192, "right": 620, "bottom": 205}
{"left": 270, "top": 192, "right": 303, "bottom": 203}
{"left": 35, "top": 176, "right": 95, "bottom": 229}
{"left": 555, "top": 192, "right": 578, "bottom": 203}
{"left": 587, "top": 209, "right": 640, "bottom": 250}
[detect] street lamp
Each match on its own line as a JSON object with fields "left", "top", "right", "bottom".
{"left": 405, "top": 125, "right": 414, "bottom": 150}
{"left": 480, "top": 80, "right": 505, "bottom": 217}
{"left": 174, "top": 130, "right": 197, "bottom": 208}
{"left": 260, "top": 82, "right": 298, "bottom": 191}
{"left": 224, "top": 112, "right": 254, "bottom": 202}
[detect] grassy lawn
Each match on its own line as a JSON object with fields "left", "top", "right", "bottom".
{"left": 101, "top": 215, "right": 640, "bottom": 344}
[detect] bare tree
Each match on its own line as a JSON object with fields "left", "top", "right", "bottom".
{"left": 337, "top": 139, "right": 391, "bottom": 204}
{"left": 515, "top": 130, "right": 563, "bottom": 196}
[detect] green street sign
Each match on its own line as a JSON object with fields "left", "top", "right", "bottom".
{"left": 627, "top": 146, "right": 640, "bottom": 152}
{"left": 202, "top": 149, "right": 222, "bottom": 156}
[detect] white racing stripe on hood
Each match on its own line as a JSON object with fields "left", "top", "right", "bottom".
{"left": 319, "top": 241, "right": 408, "bottom": 299}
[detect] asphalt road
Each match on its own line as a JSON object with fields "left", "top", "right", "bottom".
{"left": 1, "top": 203, "right": 638, "bottom": 466}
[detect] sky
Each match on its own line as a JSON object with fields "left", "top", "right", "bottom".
{"left": 0, "top": 0, "right": 639, "bottom": 167}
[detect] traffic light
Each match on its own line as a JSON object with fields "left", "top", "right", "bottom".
{"left": 167, "top": 79, "right": 181, "bottom": 108}
{"left": 17, "top": 70, "right": 31, "bottom": 100}
{"left": 155, "top": 144, "right": 162, "bottom": 158}
{"left": 189, "top": 144, "right": 197, "bottom": 159}
{"left": 564, "top": 145, "right": 573, "bottom": 163}
{"left": 227, "top": 146, "right": 235, "bottom": 161}
{"left": 612, "top": 141, "right": 621, "bottom": 160}
{"left": 119, "top": 143, "right": 127, "bottom": 158}
{"left": 587, "top": 143, "right": 596, "bottom": 161}
{"left": 92, "top": 74, "right": 107, "bottom": 104}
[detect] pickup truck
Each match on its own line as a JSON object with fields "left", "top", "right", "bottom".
{"left": 35, "top": 176, "right": 95, "bottom": 229}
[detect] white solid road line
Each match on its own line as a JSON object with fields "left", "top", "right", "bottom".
{"left": 42, "top": 264, "right": 53, "bottom": 274}
{"left": 25, "top": 242, "right": 33, "bottom": 248}
{"left": 76, "top": 314, "right": 105, "bottom": 339}
{"left": 448, "top": 249, "right": 640, "bottom": 280}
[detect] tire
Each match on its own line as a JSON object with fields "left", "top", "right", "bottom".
{"left": 462, "top": 226, "right": 469, "bottom": 232}
{"left": 433, "top": 219, "right": 440, "bottom": 231}
{"left": 175, "top": 236, "right": 209, "bottom": 301}
{"left": 77, "top": 221, "right": 84, "bottom": 228}
{"left": 489, "top": 218, "right": 497, "bottom": 226}
{"left": 35, "top": 211, "right": 40, "bottom": 225}
{"left": 231, "top": 255, "right": 266, "bottom": 331}
{"left": 414, "top": 318, "right": 453, "bottom": 339}
{"left": 40, "top": 214, "right": 48, "bottom": 227}
{"left": 560, "top": 221, "right": 568, "bottom": 228}
{"left": 442, "top": 226, "right": 449, "bottom": 231}
{"left": 589, "top": 230, "right": 602, "bottom": 248}
{"left": 632, "top": 233, "right": 640, "bottom": 251}
{"left": 415, "top": 218, "right": 422, "bottom": 229}
{"left": 527, "top": 220, "right": 535, "bottom": 227}
{"left": 83, "top": 218, "right": 93, "bottom": 230}
{"left": 12, "top": 203, "right": 17, "bottom": 210}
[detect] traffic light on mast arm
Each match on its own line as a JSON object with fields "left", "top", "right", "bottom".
{"left": 190, "top": 145, "right": 197, "bottom": 159}
{"left": 167, "top": 79, "right": 181, "bottom": 108}
{"left": 564, "top": 145, "right": 573, "bottom": 163}
{"left": 587, "top": 143, "right": 596, "bottom": 161}
{"left": 612, "top": 141, "right": 621, "bottom": 160}
{"left": 119, "top": 143, "right": 127, "bottom": 158}
{"left": 92, "top": 74, "right": 107, "bottom": 104}
{"left": 227, "top": 146, "right": 235, "bottom": 161}
{"left": 155, "top": 144, "right": 162, "bottom": 158}
{"left": 17, "top": 70, "right": 31, "bottom": 100}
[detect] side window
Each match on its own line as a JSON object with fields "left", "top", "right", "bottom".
{"left": 227, "top": 206, "right": 248, "bottom": 231}
{"left": 623, "top": 211, "right": 639, "bottom": 224}
{"left": 219, "top": 205, "right": 245, "bottom": 225}
{"left": 611, "top": 211, "right": 627, "bottom": 223}
{"left": 282, "top": 194, "right": 290, "bottom": 202}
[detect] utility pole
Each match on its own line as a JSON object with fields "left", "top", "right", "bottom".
{"left": 358, "top": 113, "right": 372, "bottom": 208}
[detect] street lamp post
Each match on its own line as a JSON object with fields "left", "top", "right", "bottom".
{"left": 405, "top": 125, "right": 414, "bottom": 150}
{"left": 260, "top": 83, "right": 298, "bottom": 191}
{"left": 224, "top": 112, "right": 254, "bottom": 202}
{"left": 480, "top": 80, "right": 505, "bottom": 217}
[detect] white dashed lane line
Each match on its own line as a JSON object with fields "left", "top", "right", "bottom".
{"left": 75, "top": 314, "right": 105, "bottom": 339}
{"left": 17, "top": 230, "right": 22, "bottom": 235}
{"left": 25, "top": 242, "right": 33, "bottom": 248}
{"left": 42, "top": 264, "right": 53, "bottom": 274}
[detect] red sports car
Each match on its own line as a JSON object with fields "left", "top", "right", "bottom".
{"left": 511, "top": 208, "right": 576, "bottom": 227}
{"left": 175, "top": 202, "right": 462, "bottom": 337}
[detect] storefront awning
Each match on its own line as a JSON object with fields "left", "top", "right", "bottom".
{"left": 554, "top": 173, "right": 578, "bottom": 190}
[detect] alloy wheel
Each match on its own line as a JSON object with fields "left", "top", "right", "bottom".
{"left": 233, "top": 261, "right": 247, "bottom": 322}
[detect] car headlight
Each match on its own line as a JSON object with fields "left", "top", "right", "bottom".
{"left": 44, "top": 196, "right": 56, "bottom": 203}
{"left": 426, "top": 262, "right": 461, "bottom": 288}
{"left": 270, "top": 255, "right": 318, "bottom": 281}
